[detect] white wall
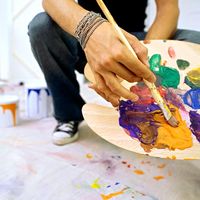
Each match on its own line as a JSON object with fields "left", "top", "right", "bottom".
{"left": 0, "top": 0, "right": 200, "bottom": 82}
{"left": 11, "top": 0, "right": 44, "bottom": 82}
{"left": 0, "top": 1, "right": 12, "bottom": 80}
{"left": 145, "top": 0, "right": 200, "bottom": 31}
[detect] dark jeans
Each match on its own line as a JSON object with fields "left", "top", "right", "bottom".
{"left": 28, "top": 12, "right": 200, "bottom": 123}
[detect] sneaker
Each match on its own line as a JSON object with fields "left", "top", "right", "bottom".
{"left": 52, "top": 121, "right": 80, "bottom": 145}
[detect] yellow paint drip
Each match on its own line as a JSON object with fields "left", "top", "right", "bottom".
{"left": 154, "top": 105, "right": 193, "bottom": 150}
{"left": 91, "top": 178, "right": 101, "bottom": 189}
{"left": 101, "top": 189, "right": 124, "bottom": 200}
{"left": 187, "top": 67, "right": 200, "bottom": 87}
{"left": 1, "top": 103, "right": 17, "bottom": 126}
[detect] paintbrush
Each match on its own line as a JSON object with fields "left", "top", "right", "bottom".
{"left": 96, "top": 0, "right": 179, "bottom": 127}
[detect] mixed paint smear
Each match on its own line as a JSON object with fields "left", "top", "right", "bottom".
{"left": 119, "top": 48, "right": 200, "bottom": 150}
{"left": 119, "top": 99, "right": 193, "bottom": 151}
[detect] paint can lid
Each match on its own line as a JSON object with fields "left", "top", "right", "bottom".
{"left": 0, "top": 95, "right": 19, "bottom": 105}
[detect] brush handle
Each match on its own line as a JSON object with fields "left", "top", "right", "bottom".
{"left": 96, "top": 0, "right": 172, "bottom": 120}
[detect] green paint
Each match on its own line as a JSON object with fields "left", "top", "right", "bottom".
{"left": 149, "top": 54, "right": 180, "bottom": 88}
{"left": 176, "top": 59, "right": 190, "bottom": 70}
{"left": 158, "top": 66, "right": 180, "bottom": 88}
{"left": 149, "top": 54, "right": 161, "bottom": 72}
{"left": 185, "top": 76, "right": 199, "bottom": 89}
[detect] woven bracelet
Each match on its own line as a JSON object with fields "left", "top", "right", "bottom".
{"left": 75, "top": 11, "right": 107, "bottom": 49}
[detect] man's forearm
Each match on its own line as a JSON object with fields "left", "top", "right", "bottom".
{"left": 42, "top": 0, "right": 89, "bottom": 36}
{"left": 145, "top": 4, "right": 179, "bottom": 40}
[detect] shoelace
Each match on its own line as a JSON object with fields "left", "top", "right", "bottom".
{"left": 57, "top": 121, "right": 75, "bottom": 132}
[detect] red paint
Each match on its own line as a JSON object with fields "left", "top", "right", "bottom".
{"left": 168, "top": 46, "right": 176, "bottom": 58}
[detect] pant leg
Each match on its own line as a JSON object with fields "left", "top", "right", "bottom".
{"left": 28, "top": 12, "right": 87, "bottom": 123}
{"left": 173, "top": 29, "right": 200, "bottom": 44}
{"left": 132, "top": 32, "right": 147, "bottom": 40}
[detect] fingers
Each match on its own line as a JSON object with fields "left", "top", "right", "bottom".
{"left": 92, "top": 73, "right": 120, "bottom": 106}
{"left": 89, "top": 71, "right": 139, "bottom": 106}
{"left": 118, "top": 45, "right": 156, "bottom": 83}
{"left": 106, "top": 62, "right": 142, "bottom": 83}
{"left": 122, "top": 31, "right": 156, "bottom": 83}
{"left": 103, "top": 72, "right": 139, "bottom": 102}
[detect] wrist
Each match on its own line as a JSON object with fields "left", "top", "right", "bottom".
{"left": 75, "top": 11, "right": 107, "bottom": 49}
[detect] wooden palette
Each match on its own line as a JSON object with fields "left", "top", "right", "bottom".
{"left": 82, "top": 40, "right": 200, "bottom": 160}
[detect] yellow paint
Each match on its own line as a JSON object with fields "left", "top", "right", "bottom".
{"left": 153, "top": 176, "right": 165, "bottom": 181}
{"left": 184, "top": 158, "right": 194, "bottom": 160}
{"left": 101, "top": 189, "right": 124, "bottom": 200}
{"left": 133, "top": 170, "right": 144, "bottom": 175}
{"left": 91, "top": 178, "right": 101, "bottom": 189}
{"left": 86, "top": 153, "right": 93, "bottom": 159}
{"left": 187, "top": 67, "right": 200, "bottom": 87}
{"left": 154, "top": 105, "right": 193, "bottom": 150}
{"left": 1, "top": 103, "right": 17, "bottom": 126}
{"left": 171, "top": 155, "right": 176, "bottom": 160}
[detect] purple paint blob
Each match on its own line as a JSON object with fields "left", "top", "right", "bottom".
{"left": 119, "top": 100, "right": 159, "bottom": 144}
{"left": 165, "top": 88, "right": 186, "bottom": 111}
{"left": 189, "top": 111, "right": 200, "bottom": 142}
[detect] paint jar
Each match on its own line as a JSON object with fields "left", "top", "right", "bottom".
{"left": 25, "top": 82, "right": 53, "bottom": 119}
{"left": 0, "top": 95, "right": 19, "bottom": 127}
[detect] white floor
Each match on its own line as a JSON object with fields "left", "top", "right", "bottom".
{"left": 1, "top": 83, "right": 200, "bottom": 200}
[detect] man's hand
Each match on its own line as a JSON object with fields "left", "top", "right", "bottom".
{"left": 84, "top": 22, "right": 156, "bottom": 106}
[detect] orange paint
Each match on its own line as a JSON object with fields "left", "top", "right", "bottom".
{"left": 168, "top": 171, "right": 172, "bottom": 176}
{"left": 154, "top": 105, "right": 193, "bottom": 150}
{"left": 157, "top": 164, "right": 166, "bottom": 169}
{"left": 1, "top": 103, "right": 17, "bottom": 126}
{"left": 101, "top": 189, "right": 124, "bottom": 200}
{"left": 133, "top": 170, "right": 144, "bottom": 175}
{"left": 153, "top": 176, "right": 164, "bottom": 181}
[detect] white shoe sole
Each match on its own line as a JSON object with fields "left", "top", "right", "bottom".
{"left": 52, "top": 131, "right": 79, "bottom": 146}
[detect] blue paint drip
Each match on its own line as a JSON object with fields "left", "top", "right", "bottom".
{"left": 183, "top": 89, "right": 200, "bottom": 109}
{"left": 28, "top": 88, "right": 50, "bottom": 96}
{"left": 27, "top": 88, "right": 50, "bottom": 114}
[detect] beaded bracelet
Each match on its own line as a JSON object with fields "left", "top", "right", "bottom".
{"left": 75, "top": 11, "right": 107, "bottom": 49}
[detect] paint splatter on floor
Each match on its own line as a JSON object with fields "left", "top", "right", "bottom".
{"left": 153, "top": 176, "right": 165, "bottom": 181}
{"left": 133, "top": 170, "right": 145, "bottom": 175}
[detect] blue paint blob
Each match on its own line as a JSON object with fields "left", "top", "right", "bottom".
{"left": 183, "top": 89, "right": 200, "bottom": 109}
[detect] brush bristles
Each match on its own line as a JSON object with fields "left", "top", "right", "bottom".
{"left": 168, "top": 116, "right": 179, "bottom": 127}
